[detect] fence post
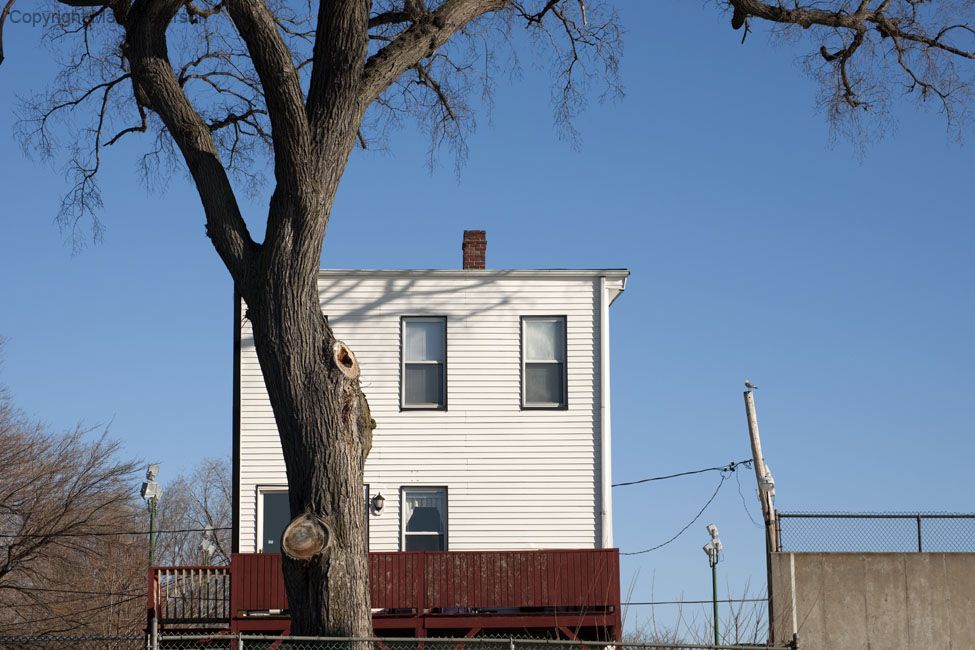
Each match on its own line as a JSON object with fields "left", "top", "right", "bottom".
{"left": 509, "top": 637, "right": 515, "bottom": 650}
{"left": 917, "top": 514, "right": 923, "bottom": 552}
{"left": 149, "top": 616, "right": 158, "bottom": 650}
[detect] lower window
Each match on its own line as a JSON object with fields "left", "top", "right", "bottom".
{"left": 258, "top": 486, "right": 370, "bottom": 553}
{"left": 401, "top": 487, "right": 447, "bottom": 551}
{"left": 258, "top": 489, "right": 289, "bottom": 553}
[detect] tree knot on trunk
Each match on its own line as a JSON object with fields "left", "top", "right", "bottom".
{"left": 332, "top": 340, "right": 359, "bottom": 379}
{"left": 282, "top": 512, "right": 331, "bottom": 560}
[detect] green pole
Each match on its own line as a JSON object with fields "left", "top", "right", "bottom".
{"left": 148, "top": 498, "right": 158, "bottom": 565}
{"left": 712, "top": 558, "right": 719, "bottom": 647}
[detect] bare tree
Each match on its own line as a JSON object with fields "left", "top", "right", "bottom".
{"left": 0, "top": 377, "right": 145, "bottom": 636}
{"left": 0, "top": 0, "right": 621, "bottom": 636}
{"left": 155, "top": 457, "right": 232, "bottom": 567}
{"left": 624, "top": 582, "right": 767, "bottom": 649}
{"left": 719, "top": 0, "right": 975, "bottom": 146}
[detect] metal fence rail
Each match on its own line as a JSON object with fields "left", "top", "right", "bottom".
{"left": 151, "top": 635, "right": 785, "bottom": 650}
{"left": 0, "top": 634, "right": 794, "bottom": 650}
{"left": 776, "top": 512, "right": 975, "bottom": 553}
{"left": 0, "top": 636, "right": 143, "bottom": 650}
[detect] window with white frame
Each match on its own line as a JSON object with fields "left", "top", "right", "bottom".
{"left": 522, "top": 316, "right": 567, "bottom": 408}
{"left": 401, "top": 487, "right": 447, "bottom": 551}
{"left": 402, "top": 317, "right": 446, "bottom": 409}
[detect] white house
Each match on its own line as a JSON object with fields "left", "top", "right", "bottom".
{"left": 232, "top": 231, "right": 628, "bottom": 555}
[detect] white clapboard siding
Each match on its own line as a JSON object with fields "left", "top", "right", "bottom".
{"left": 237, "top": 269, "right": 627, "bottom": 553}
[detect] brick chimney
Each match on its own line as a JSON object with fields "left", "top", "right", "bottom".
{"left": 462, "top": 230, "right": 486, "bottom": 270}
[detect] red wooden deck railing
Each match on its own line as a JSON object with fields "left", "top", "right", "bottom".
{"left": 149, "top": 549, "right": 621, "bottom": 640}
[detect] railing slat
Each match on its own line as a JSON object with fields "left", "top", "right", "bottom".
{"left": 149, "top": 565, "right": 231, "bottom": 625}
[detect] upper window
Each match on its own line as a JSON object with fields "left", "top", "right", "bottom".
{"left": 402, "top": 487, "right": 447, "bottom": 551}
{"left": 402, "top": 317, "right": 446, "bottom": 409}
{"left": 522, "top": 316, "right": 567, "bottom": 408}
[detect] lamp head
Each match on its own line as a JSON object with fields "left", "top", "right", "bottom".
{"left": 141, "top": 481, "right": 161, "bottom": 500}
{"left": 706, "top": 523, "right": 719, "bottom": 538}
{"left": 146, "top": 464, "right": 160, "bottom": 481}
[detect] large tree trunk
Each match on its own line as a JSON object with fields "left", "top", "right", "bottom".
{"left": 116, "top": 0, "right": 506, "bottom": 636}
{"left": 243, "top": 195, "right": 372, "bottom": 637}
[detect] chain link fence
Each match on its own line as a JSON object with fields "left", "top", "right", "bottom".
{"left": 776, "top": 512, "right": 975, "bottom": 552}
{"left": 0, "top": 636, "right": 143, "bottom": 650}
{"left": 0, "top": 634, "right": 792, "bottom": 650}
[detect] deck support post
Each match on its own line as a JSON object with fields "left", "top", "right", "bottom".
{"left": 149, "top": 616, "right": 158, "bottom": 650}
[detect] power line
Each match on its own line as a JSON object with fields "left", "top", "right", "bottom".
{"left": 624, "top": 598, "right": 768, "bottom": 606}
{"left": 0, "top": 585, "right": 143, "bottom": 597}
{"left": 1, "top": 526, "right": 231, "bottom": 539}
{"left": 613, "top": 459, "right": 752, "bottom": 488}
{"left": 621, "top": 473, "right": 728, "bottom": 556}
{"left": 735, "top": 465, "right": 764, "bottom": 529}
{"left": 1, "top": 594, "right": 143, "bottom": 627}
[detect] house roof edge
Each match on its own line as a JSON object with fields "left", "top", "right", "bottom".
{"left": 317, "top": 268, "right": 630, "bottom": 279}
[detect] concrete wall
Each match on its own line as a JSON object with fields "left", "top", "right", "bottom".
{"left": 771, "top": 552, "right": 975, "bottom": 650}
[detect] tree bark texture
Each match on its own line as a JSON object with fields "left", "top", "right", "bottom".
{"left": 239, "top": 160, "right": 381, "bottom": 636}
{"left": 244, "top": 237, "right": 372, "bottom": 637}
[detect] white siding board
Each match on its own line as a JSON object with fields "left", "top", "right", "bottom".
{"left": 237, "top": 272, "right": 616, "bottom": 553}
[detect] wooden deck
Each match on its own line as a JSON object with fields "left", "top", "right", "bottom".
{"left": 149, "top": 549, "right": 621, "bottom": 640}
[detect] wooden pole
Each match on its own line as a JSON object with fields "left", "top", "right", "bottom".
{"left": 744, "top": 389, "right": 776, "bottom": 645}
{"left": 744, "top": 391, "right": 775, "bottom": 535}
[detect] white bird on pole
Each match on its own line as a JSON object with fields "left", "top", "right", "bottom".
{"left": 744, "top": 380, "right": 758, "bottom": 390}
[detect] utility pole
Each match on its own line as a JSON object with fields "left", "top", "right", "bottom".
{"left": 744, "top": 389, "right": 777, "bottom": 643}
{"left": 745, "top": 391, "right": 776, "bottom": 546}
{"left": 141, "top": 464, "right": 161, "bottom": 565}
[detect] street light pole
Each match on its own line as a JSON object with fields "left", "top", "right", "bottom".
{"left": 141, "top": 464, "right": 161, "bottom": 565}
{"left": 711, "top": 552, "right": 719, "bottom": 647}
{"left": 201, "top": 524, "right": 216, "bottom": 565}
{"left": 703, "top": 523, "right": 723, "bottom": 648}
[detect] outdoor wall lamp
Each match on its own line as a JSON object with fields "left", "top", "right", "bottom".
{"left": 372, "top": 492, "right": 385, "bottom": 514}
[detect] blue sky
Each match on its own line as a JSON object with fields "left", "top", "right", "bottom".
{"left": 1, "top": 0, "right": 973, "bottom": 635}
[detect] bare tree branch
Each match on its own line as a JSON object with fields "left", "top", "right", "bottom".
{"left": 360, "top": 0, "right": 506, "bottom": 108}
{"left": 226, "top": 0, "right": 311, "bottom": 191}
{"left": 120, "top": 0, "right": 258, "bottom": 279}
{"left": 724, "top": 0, "right": 975, "bottom": 144}
{"left": 0, "top": 0, "right": 16, "bottom": 66}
